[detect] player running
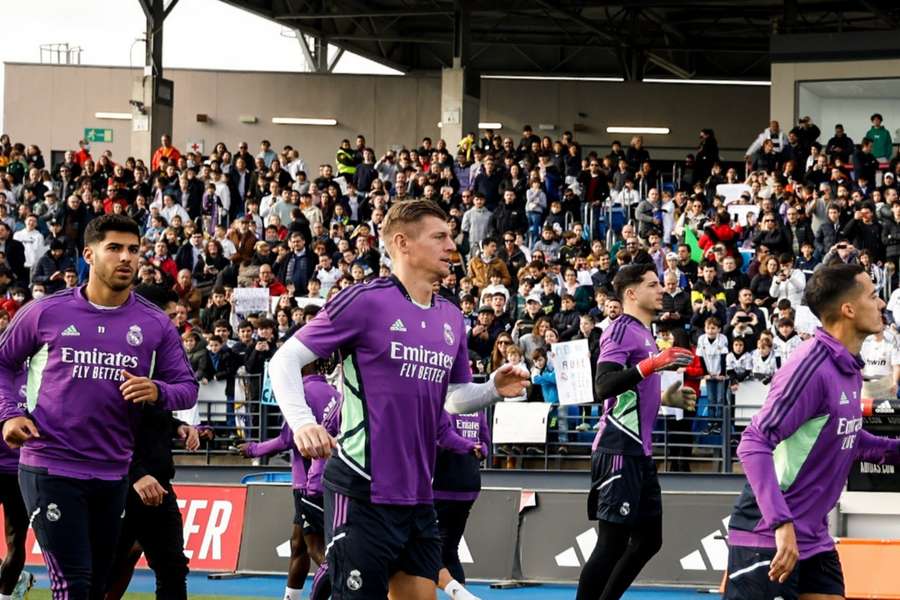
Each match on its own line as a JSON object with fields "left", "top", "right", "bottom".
{"left": 725, "top": 263, "right": 900, "bottom": 599}
{"left": 240, "top": 359, "right": 341, "bottom": 600}
{"left": 269, "top": 199, "right": 528, "bottom": 599}
{"left": 0, "top": 214, "right": 198, "bottom": 600}
{"left": 577, "top": 263, "right": 697, "bottom": 600}
{"left": 0, "top": 370, "right": 34, "bottom": 600}
{"left": 433, "top": 410, "right": 491, "bottom": 600}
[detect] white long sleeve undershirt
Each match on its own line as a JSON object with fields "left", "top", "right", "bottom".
{"left": 269, "top": 337, "right": 505, "bottom": 431}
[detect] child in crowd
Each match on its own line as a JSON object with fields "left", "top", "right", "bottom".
{"left": 751, "top": 331, "right": 778, "bottom": 384}
{"left": 696, "top": 317, "right": 729, "bottom": 432}
{"left": 773, "top": 317, "right": 802, "bottom": 367}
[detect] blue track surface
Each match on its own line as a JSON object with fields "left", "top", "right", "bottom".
{"left": 28, "top": 566, "right": 714, "bottom": 599}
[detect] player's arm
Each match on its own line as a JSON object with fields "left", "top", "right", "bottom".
{"left": 856, "top": 429, "right": 900, "bottom": 464}
{"left": 737, "top": 371, "right": 825, "bottom": 583}
{"left": 445, "top": 311, "right": 529, "bottom": 414}
{"left": 594, "top": 343, "right": 693, "bottom": 401}
{"left": 0, "top": 302, "right": 42, "bottom": 447}
{"left": 239, "top": 422, "right": 294, "bottom": 458}
{"left": 436, "top": 410, "right": 477, "bottom": 455}
{"left": 127, "top": 324, "right": 199, "bottom": 410}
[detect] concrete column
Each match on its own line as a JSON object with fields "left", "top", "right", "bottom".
{"left": 440, "top": 67, "right": 480, "bottom": 149}
{"left": 131, "top": 0, "right": 175, "bottom": 164}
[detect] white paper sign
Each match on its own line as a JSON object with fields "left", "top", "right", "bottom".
{"left": 491, "top": 402, "right": 551, "bottom": 444}
{"left": 232, "top": 287, "right": 271, "bottom": 315}
{"left": 551, "top": 339, "right": 594, "bottom": 406}
{"left": 734, "top": 380, "right": 769, "bottom": 426}
{"left": 717, "top": 183, "right": 751, "bottom": 204}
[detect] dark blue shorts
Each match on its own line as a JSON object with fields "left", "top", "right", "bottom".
{"left": 324, "top": 488, "right": 441, "bottom": 599}
{"left": 587, "top": 452, "right": 662, "bottom": 525}
{"left": 724, "top": 545, "right": 845, "bottom": 599}
{"left": 296, "top": 491, "right": 325, "bottom": 536}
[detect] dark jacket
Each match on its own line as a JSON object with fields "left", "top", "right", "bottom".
{"left": 199, "top": 347, "right": 239, "bottom": 397}
{"left": 31, "top": 250, "right": 76, "bottom": 293}
{"left": 490, "top": 202, "right": 527, "bottom": 236}
{"left": 1, "top": 237, "right": 27, "bottom": 284}
{"left": 551, "top": 309, "right": 581, "bottom": 341}
{"left": 842, "top": 219, "right": 884, "bottom": 261}
{"left": 785, "top": 222, "right": 815, "bottom": 255}
{"left": 882, "top": 215, "right": 900, "bottom": 260}
{"left": 752, "top": 228, "right": 791, "bottom": 255}
{"left": 815, "top": 220, "right": 844, "bottom": 256}
{"left": 130, "top": 404, "right": 186, "bottom": 484}
{"left": 661, "top": 289, "right": 692, "bottom": 327}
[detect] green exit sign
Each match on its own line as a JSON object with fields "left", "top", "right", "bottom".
{"left": 84, "top": 128, "right": 113, "bottom": 143}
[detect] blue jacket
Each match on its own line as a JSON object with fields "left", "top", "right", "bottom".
{"left": 532, "top": 366, "right": 559, "bottom": 405}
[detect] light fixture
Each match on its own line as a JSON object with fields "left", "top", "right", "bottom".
{"left": 538, "top": 124, "right": 556, "bottom": 131}
{"left": 478, "top": 122, "right": 502, "bottom": 129}
{"left": 239, "top": 115, "right": 258, "bottom": 124}
{"left": 482, "top": 74, "right": 624, "bottom": 82}
{"left": 606, "top": 126, "right": 670, "bottom": 135}
{"left": 643, "top": 78, "right": 770, "bottom": 86}
{"left": 94, "top": 112, "right": 132, "bottom": 120}
{"left": 271, "top": 117, "right": 338, "bottom": 126}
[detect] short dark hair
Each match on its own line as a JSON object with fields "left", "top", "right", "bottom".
{"left": 84, "top": 214, "right": 140, "bottom": 246}
{"left": 134, "top": 284, "right": 178, "bottom": 309}
{"left": 612, "top": 263, "right": 656, "bottom": 299}
{"left": 804, "top": 263, "right": 866, "bottom": 322}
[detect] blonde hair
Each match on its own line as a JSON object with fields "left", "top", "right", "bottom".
{"left": 381, "top": 199, "right": 449, "bottom": 246}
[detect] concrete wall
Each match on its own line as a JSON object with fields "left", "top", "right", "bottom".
{"left": 5, "top": 63, "right": 769, "bottom": 169}
{"left": 771, "top": 58, "right": 900, "bottom": 134}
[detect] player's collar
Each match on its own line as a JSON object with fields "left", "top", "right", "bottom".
{"left": 389, "top": 275, "right": 435, "bottom": 308}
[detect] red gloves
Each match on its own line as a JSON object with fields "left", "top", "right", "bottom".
{"left": 637, "top": 347, "right": 694, "bottom": 378}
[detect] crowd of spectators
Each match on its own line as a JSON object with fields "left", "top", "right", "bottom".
{"left": 1, "top": 113, "right": 900, "bottom": 467}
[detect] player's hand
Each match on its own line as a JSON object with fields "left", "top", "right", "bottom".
{"left": 637, "top": 347, "right": 694, "bottom": 377}
{"left": 236, "top": 443, "right": 252, "bottom": 457}
{"left": 120, "top": 372, "right": 159, "bottom": 403}
{"left": 770, "top": 522, "right": 799, "bottom": 583}
{"left": 661, "top": 382, "right": 697, "bottom": 412}
{"left": 177, "top": 424, "right": 200, "bottom": 452}
{"left": 2, "top": 416, "right": 39, "bottom": 449}
{"left": 294, "top": 423, "right": 336, "bottom": 459}
{"left": 472, "top": 444, "right": 484, "bottom": 459}
{"left": 493, "top": 363, "right": 530, "bottom": 398}
{"left": 134, "top": 475, "right": 168, "bottom": 507}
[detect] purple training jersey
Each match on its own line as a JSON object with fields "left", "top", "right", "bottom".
{"left": 433, "top": 411, "right": 491, "bottom": 501}
{"left": 246, "top": 374, "right": 340, "bottom": 491}
{"left": 0, "top": 287, "right": 198, "bottom": 480}
{"left": 302, "top": 374, "right": 341, "bottom": 497}
{"left": 0, "top": 369, "right": 25, "bottom": 474}
{"left": 592, "top": 314, "right": 661, "bottom": 457}
{"left": 729, "top": 328, "right": 900, "bottom": 558}
{"left": 296, "top": 276, "right": 473, "bottom": 506}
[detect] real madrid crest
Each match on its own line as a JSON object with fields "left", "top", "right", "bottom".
{"left": 443, "top": 322, "right": 454, "bottom": 345}
{"left": 126, "top": 325, "right": 143, "bottom": 347}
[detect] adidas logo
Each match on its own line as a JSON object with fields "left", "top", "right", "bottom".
{"left": 554, "top": 528, "right": 598, "bottom": 567}
{"left": 875, "top": 400, "right": 894, "bottom": 414}
{"left": 389, "top": 319, "right": 407, "bottom": 332}
{"left": 840, "top": 392, "right": 850, "bottom": 405}
{"left": 61, "top": 325, "right": 80, "bottom": 337}
{"left": 679, "top": 515, "right": 730, "bottom": 572}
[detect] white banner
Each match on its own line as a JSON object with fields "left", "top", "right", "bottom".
{"left": 734, "top": 380, "right": 769, "bottom": 426}
{"left": 232, "top": 287, "right": 271, "bottom": 315}
{"left": 492, "top": 402, "right": 551, "bottom": 444}
{"left": 551, "top": 339, "right": 594, "bottom": 406}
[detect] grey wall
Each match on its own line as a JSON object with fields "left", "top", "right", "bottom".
{"left": 5, "top": 63, "right": 769, "bottom": 169}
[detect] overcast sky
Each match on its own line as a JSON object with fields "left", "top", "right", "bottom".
{"left": 0, "top": 0, "right": 398, "bottom": 129}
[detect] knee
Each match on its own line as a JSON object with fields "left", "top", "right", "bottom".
{"left": 632, "top": 527, "right": 663, "bottom": 559}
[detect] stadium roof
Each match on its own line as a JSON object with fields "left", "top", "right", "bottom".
{"left": 219, "top": 0, "right": 900, "bottom": 80}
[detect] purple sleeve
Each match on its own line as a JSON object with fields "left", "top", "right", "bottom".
{"left": 737, "top": 370, "right": 826, "bottom": 528}
{"left": 856, "top": 430, "right": 900, "bottom": 464}
{"left": 322, "top": 395, "right": 342, "bottom": 436}
{"left": 437, "top": 411, "right": 476, "bottom": 454}
{"left": 245, "top": 423, "right": 293, "bottom": 458}
{"left": 597, "top": 330, "right": 629, "bottom": 366}
{"left": 479, "top": 411, "right": 492, "bottom": 455}
{"left": 0, "top": 302, "right": 42, "bottom": 423}
{"left": 154, "top": 324, "right": 200, "bottom": 411}
{"left": 295, "top": 303, "right": 359, "bottom": 359}
{"left": 449, "top": 313, "right": 473, "bottom": 385}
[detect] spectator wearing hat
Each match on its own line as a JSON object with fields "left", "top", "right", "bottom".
{"left": 31, "top": 239, "right": 75, "bottom": 294}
